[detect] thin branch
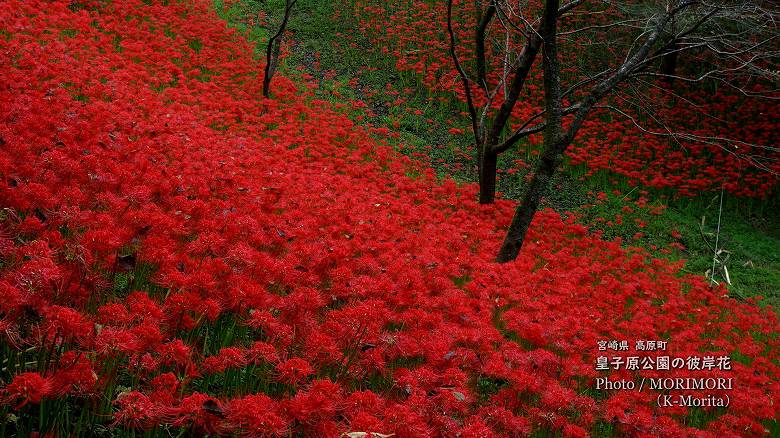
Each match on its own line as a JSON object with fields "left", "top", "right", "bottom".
{"left": 485, "top": 21, "right": 544, "bottom": 145}
{"left": 564, "top": 3, "right": 692, "bottom": 143}
{"left": 594, "top": 104, "right": 779, "bottom": 174}
{"left": 558, "top": 19, "right": 646, "bottom": 36}
{"left": 492, "top": 105, "right": 580, "bottom": 153}
{"left": 476, "top": 3, "right": 497, "bottom": 93}
{"left": 447, "top": 0, "right": 481, "bottom": 145}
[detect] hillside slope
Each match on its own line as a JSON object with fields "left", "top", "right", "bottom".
{"left": 0, "top": 0, "right": 777, "bottom": 436}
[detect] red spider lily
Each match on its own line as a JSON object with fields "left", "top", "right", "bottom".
{"left": 202, "top": 347, "right": 249, "bottom": 374}
{"left": 225, "top": 393, "right": 290, "bottom": 436}
{"left": 275, "top": 358, "right": 314, "bottom": 387}
{"left": 0, "top": 0, "right": 776, "bottom": 436}
{"left": 50, "top": 351, "right": 98, "bottom": 396}
{"left": 3, "top": 373, "right": 54, "bottom": 409}
{"left": 342, "top": 0, "right": 779, "bottom": 198}
{"left": 113, "top": 391, "right": 159, "bottom": 430}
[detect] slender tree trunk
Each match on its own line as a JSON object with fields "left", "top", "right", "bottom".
{"left": 479, "top": 148, "right": 498, "bottom": 204}
{"left": 496, "top": 149, "right": 561, "bottom": 262}
{"left": 496, "top": 0, "right": 562, "bottom": 262}
{"left": 263, "top": 0, "right": 296, "bottom": 98}
{"left": 446, "top": 0, "right": 543, "bottom": 207}
{"left": 263, "top": 35, "right": 283, "bottom": 98}
{"left": 660, "top": 38, "right": 680, "bottom": 84}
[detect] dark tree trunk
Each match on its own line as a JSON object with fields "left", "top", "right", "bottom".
{"left": 263, "top": 36, "right": 283, "bottom": 98}
{"left": 262, "top": 0, "right": 296, "bottom": 98}
{"left": 496, "top": 150, "right": 560, "bottom": 262}
{"left": 660, "top": 38, "right": 680, "bottom": 84}
{"left": 446, "top": 0, "right": 545, "bottom": 207}
{"left": 496, "top": 0, "right": 562, "bottom": 263}
{"left": 479, "top": 149, "right": 498, "bottom": 204}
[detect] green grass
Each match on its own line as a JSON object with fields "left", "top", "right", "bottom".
{"left": 234, "top": 0, "right": 779, "bottom": 310}
{"left": 213, "top": 0, "right": 271, "bottom": 56}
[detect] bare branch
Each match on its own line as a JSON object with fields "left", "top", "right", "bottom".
{"left": 492, "top": 105, "right": 580, "bottom": 154}
{"left": 594, "top": 104, "right": 779, "bottom": 174}
{"left": 485, "top": 19, "right": 544, "bottom": 145}
{"left": 564, "top": 3, "right": 690, "bottom": 143}
{"left": 447, "top": 0, "right": 481, "bottom": 145}
{"left": 476, "top": 3, "right": 497, "bottom": 92}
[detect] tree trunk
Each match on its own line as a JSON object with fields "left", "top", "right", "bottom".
{"left": 479, "top": 148, "right": 498, "bottom": 204}
{"left": 262, "top": 37, "right": 281, "bottom": 98}
{"left": 496, "top": 0, "right": 562, "bottom": 263}
{"left": 263, "top": 0, "right": 295, "bottom": 98}
{"left": 660, "top": 38, "right": 680, "bottom": 85}
{"left": 496, "top": 149, "right": 560, "bottom": 262}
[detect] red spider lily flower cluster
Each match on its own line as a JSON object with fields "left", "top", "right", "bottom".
{"left": 0, "top": 0, "right": 777, "bottom": 437}
{"left": 338, "top": 0, "right": 779, "bottom": 198}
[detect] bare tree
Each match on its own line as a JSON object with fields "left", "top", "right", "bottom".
{"left": 448, "top": 0, "right": 531, "bottom": 204}
{"left": 446, "top": 0, "right": 779, "bottom": 262}
{"left": 263, "top": 0, "right": 298, "bottom": 98}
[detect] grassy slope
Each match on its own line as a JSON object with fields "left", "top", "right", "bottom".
{"left": 217, "top": 0, "right": 780, "bottom": 309}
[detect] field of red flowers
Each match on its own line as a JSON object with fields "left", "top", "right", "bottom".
{"left": 337, "top": 0, "right": 780, "bottom": 199}
{"left": 0, "top": 0, "right": 778, "bottom": 436}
